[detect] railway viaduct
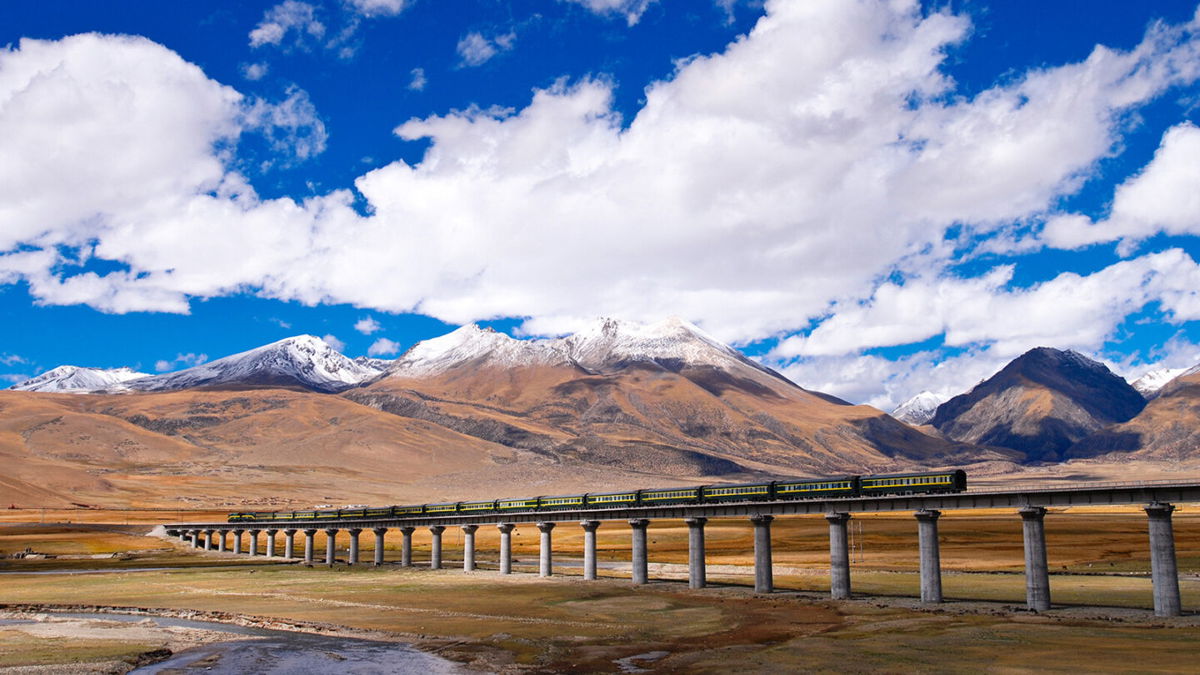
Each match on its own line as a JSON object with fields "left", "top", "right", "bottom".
{"left": 166, "top": 481, "right": 1199, "bottom": 617}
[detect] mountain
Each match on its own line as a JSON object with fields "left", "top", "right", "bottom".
{"left": 1070, "top": 365, "right": 1200, "bottom": 461}
{"left": 930, "top": 347, "right": 1146, "bottom": 462}
{"left": 119, "top": 335, "right": 383, "bottom": 394}
{"left": 349, "top": 317, "right": 997, "bottom": 478}
{"left": 891, "top": 391, "right": 945, "bottom": 425}
{"left": 1130, "top": 367, "right": 1190, "bottom": 398}
{"left": 10, "top": 366, "right": 150, "bottom": 393}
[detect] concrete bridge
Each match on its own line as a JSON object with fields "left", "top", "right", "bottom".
{"left": 166, "top": 480, "right": 1200, "bottom": 617}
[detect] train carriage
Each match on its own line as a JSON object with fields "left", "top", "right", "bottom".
{"left": 585, "top": 491, "right": 639, "bottom": 508}
{"left": 774, "top": 476, "right": 859, "bottom": 500}
{"left": 859, "top": 470, "right": 966, "bottom": 495}
{"left": 538, "top": 494, "right": 586, "bottom": 510}
{"left": 639, "top": 487, "right": 701, "bottom": 505}
{"left": 391, "top": 504, "right": 424, "bottom": 516}
{"left": 460, "top": 499, "right": 498, "bottom": 514}
{"left": 497, "top": 497, "right": 540, "bottom": 512}
{"left": 701, "top": 482, "right": 772, "bottom": 503}
{"left": 424, "top": 502, "right": 459, "bottom": 514}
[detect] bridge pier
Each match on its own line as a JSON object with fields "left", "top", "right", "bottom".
{"left": 283, "top": 529, "right": 296, "bottom": 559}
{"left": 191, "top": 530, "right": 200, "bottom": 549}
{"left": 348, "top": 528, "right": 361, "bottom": 565}
{"left": 400, "top": 527, "right": 414, "bottom": 567}
{"left": 216, "top": 530, "right": 226, "bottom": 553}
{"left": 629, "top": 519, "right": 650, "bottom": 585}
{"left": 537, "top": 522, "right": 555, "bottom": 577}
{"left": 373, "top": 528, "right": 387, "bottom": 566}
{"left": 325, "top": 528, "right": 338, "bottom": 566}
{"left": 429, "top": 526, "right": 445, "bottom": 569}
{"left": 233, "top": 530, "right": 244, "bottom": 555}
{"left": 916, "top": 509, "right": 943, "bottom": 603}
{"left": 303, "top": 529, "right": 316, "bottom": 564}
{"left": 827, "top": 512, "right": 851, "bottom": 600}
{"left": 752, "top": 515, "right": 773, "bottom": 593}
{"left": 462, "top": 525, "right": 478, "bottom": 571}
{"left": 1146, "top": 503, "right": 1182, "bottom": 617}
{"left": 203, "top": 530, "right": 214, "bottom": 551}
{"left": 686, "top": 517, "right": 707, "bottom": 589}
{"left": 581, "top": 521, "right": 600, "bottom": 580}
{"left": 1019, "top": 506, "right": 1050, "bottom": 611}
{"left": 266, "top": 530, "right": 277, "bottom": 557}
{"left": 248, "top": 530, "right": 260, "bottom": 557}
{"left": 498, "top": 523, "right": 515, "bottom": 574}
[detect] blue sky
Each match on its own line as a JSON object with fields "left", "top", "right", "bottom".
{"left": 3, "top": 0, "right": 1200, "bottom": 409}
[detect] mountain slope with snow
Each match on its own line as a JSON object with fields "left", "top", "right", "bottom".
{"left": 390, "top": 324, "right": 573, "bottom": 377}
{"left": 891, "top": 391, "right": 944, "bottom": 425}
{"left": 1130, "top": 367, "right": 1189, "bottom": 398}
{"left": 121, "top": 335, "right": 383, "bottom": 394}
{"left": 10, "top": 366, "right": 151, "bottom": 393}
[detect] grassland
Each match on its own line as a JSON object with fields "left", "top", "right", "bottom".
{"left": 1, "top": 508, "right": 1199, "bottom": 671}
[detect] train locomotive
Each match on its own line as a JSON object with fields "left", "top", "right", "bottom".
{"left": 228, "top": 470, "right": 966, "bottom": 523}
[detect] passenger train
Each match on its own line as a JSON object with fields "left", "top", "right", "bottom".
{"left": 227, "top": 470, "right": 966, "bottom": 523}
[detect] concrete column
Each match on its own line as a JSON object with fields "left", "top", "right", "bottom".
{"left": 498, "top": 523, "right": 515, "bottom": 574}
{"left": 233, "top": 530, "right": 244, "bottom": 555}
{"left": 283, "top": 530, "right": 296, "bottom": 559}
{"left": 347, "top": 529, "right": 362, "bottom": 565}
{"left": 752, "top": 515, "right": 774, "bottom": 593}
{"left": 400, "top": 527, "right": 415, "bottom": 567}
{"left": 190, "top": 530, "right": 200, "bottom": 548}
{"left": 303, "top": 529, "right": 316, "bottom": 564}
{"left": 686, "top": 517, "right": 708, "bottom": 590}
{"left": 915, "top": 510, "right": 943, "bottom": 603}
{"left": 216, "top": 530, "right": 226, "bottom": 553}
{"left": 429, "top": 526, "right": 445, "bottom": 570}
{"left": 266, "top": 530, "right": 277, "bottom": 558}
{"left": 1019, "top": 506, "right": 1050, "bottom": 611}
{"left": 629, "top": 519, "right": 650, "bottom": 585}
{"left": 325, "top": 528, "right": 338, "bottom": 566}
{"left": 373, "top": 528, "right": 387, "bottom": 566}
{"left": 581, "top": 521, "right": 600, "bottom": 581}
{"left": 827, "top": 512, "right": 851, "bottom": 600}
{"left": 462, "top": 525, "right": 478, "bottom": 572}
{"left": 248, "top": 530, "right": 260, "bottom": 557}
{"left": 537, "top": 522, "right": 555, "bottom": 577}
{"left": 1145, "top": 503, "right": 1182, "bottom": 617}
{"left": 202, "top": 530, "right": 213, "bottom": 551}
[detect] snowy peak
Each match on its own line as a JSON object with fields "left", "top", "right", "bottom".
{"left": 562, "top": 317, "right": 746, "bottom": 371}
{"left": 1130, "top": 367, "right": 1190, "bottom": 398}
{"left": 391, "top": 324, "right": 570, "bottom": 377}
{"left": 124, "top": 335, "right": 383, "bottom": 393}
{"left": 10, "top": 365, "right": 150, "bottom": 393}
{"left": 891, "top": 391, "right": 944, "bottom": 425}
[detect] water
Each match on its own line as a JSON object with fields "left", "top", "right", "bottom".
{"left": 4, "top": 612, "right": 461, "bottom": 674}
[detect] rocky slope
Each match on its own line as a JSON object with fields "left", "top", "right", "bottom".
{"left": 10, "top": 366, "right": 150, "bottom": 393}
{"left": 931, "top": 348, "right": 1145, "bottom": 462}
{"left": 1069, "top": 366, "right": 1200, "bottom": 461}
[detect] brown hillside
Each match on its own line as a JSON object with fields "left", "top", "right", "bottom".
{"left": 1068, "top": 370, "right": 1200, "bottom": 463}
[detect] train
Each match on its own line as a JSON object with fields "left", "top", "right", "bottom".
{"left": 227, "top": 470, "right": 966, "bottom": 523}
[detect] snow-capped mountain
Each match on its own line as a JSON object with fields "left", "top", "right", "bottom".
{"left": 890, "top": 391, "right": 944, "bottom": 425}
{"left": 120, "top": 335, "right": 384, "bottom": 394}
{"left": 9, "top": 366, "right": 151, "bottom": 393}
{"left": 390, "top": 324, "right": 572, "bottom": 377}
{"left": 353, "top": 356, "right": 393, "bottom": 371}
{"left": 1130, "top": 367, "right": 1190, "bottom": 398}
{"left": 387, "top": 317, "right": 784, "bottom": 382}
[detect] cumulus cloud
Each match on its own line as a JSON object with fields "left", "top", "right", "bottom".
{"left": 4, "top": 3, "right": 1200, "bottom": 406}
{"left": 354, "top": 316, "right": 382, "bottom": 334}
{"left": 564, "top": 0, "right": 657, "bottom": 26}
{"left": 249, "top": 1, "right": 325, "bottom": 49}
{"left": 456, "top": 31, "right": 516, "bottom": 67}
{"left": 1042, "top": 123, "right": 1200, "bottom": 252}
{"left": 241, "top": 62, "right": 269, "bottom": 81}
{"left": 368, "top": 337, "right": 401, "bottom": 356}
{"left": 322, "top": 334, "right": 346, "bottom": 351}
{"left": 344, "top": 0, "right": 409, "bottom": 17}
{"left": 155, "top": 352, "right": 208, "bottom": 373}
{"left": 243, "top": 85, "right": 328, "bottom": 162}
{"left": 408, "top": 67, "right": 426, "bottom": 91}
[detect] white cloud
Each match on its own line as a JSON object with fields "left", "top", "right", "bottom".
{"left": 243, "top": 85, "right": 328, "bottom": 162}
{"left": 408, "top": 67, "right": 427, "bottom": 91}
{"left": 322, "top": 334, "right": 346, "bottom": 352}
{"left": 564, "top": 0, "right": 657, "bottom": 26}
{"left": 1042, "top": 123, "right": 1200, "bottom": 252}
{"left": 344, "top": 0, "right": 409, "bottom": 17}
{"left": 0, "top": 354, "right": 25, "bottom": 366}
{"left": 367, "top": 337, "right": 401, "bottom": 356}
{"left": 0, "top": 373, "right": 29, "bottom": 384}
{"left": 155, "top": 352, "right": 208, "bottom": 373}
{"left": 241, "top": 62, "right": 269, "bottom": 81}
{"left": 249, "top": 1, "right": 325, "bottom": 49}
{"left": 354, "top": 316, "right": 382, "bottom": 334}
{"left": 456, "top": 31, "right": 516, "bottom": 67}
